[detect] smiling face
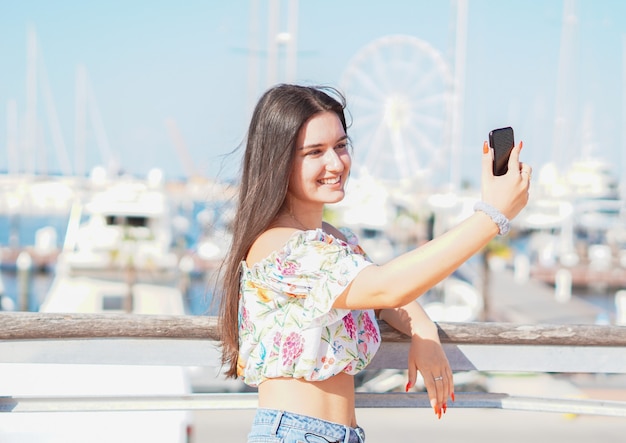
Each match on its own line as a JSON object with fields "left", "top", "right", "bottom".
{"left": 287, "top": 111, "right": 351, "bottom": 213}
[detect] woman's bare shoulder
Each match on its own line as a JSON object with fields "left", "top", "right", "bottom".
{"left": 246, "top": 227, "right": 300, "bottom": 266}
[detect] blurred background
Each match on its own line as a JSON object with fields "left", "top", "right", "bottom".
{"left": 1, "top": 2, "right": 625, "bottom": 440}
{"left": 1, "top": 0, "right": 626, "bottom": 326}
{"left": 1, "top": 0, "right": 625, "bottom": 184}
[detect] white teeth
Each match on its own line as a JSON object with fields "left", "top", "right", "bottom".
{"left": 320, "top": 177, "right": 340, "bottom": 185}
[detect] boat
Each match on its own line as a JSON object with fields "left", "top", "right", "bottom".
{"left": 514, "top": 161, "right": 626, "bottom": 290}
{"left": 0, "top": 173, "right": 196, "bottom": 442}
{"left": 59, "top": 175, "right": 179, "bottom": 279}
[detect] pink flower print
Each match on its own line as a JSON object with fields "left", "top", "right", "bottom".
{"left": 362, "top": 312, "right": 380, "bottom": 343}
{"left": 273, "top": 331, "right": 282, "bottom": 347}
{"left": 358, "top": 341, "right": 368, "bottom": 356}
{"left": 321, "top": 355, "right": 336, "bottom": 370}
{"left": 343, "top": 313, "right": 356, "bottom": 340}
{"left": 281, "top": 332, "right": 304, "bottom": 367}
{"left": 277, "top": 257, "right": 299, "bottom": 276}
{"left": 240, "top": 306, "right": 251, "bottom": 333}
{"left": 270, "top": 331, "right": 282, "bottom": 358}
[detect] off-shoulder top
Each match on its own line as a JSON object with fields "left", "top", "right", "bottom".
{"left": 237, "top": 227, "right": 381, "bottom": 387}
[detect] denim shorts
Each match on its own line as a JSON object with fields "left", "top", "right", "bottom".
{"left": 247, "top": 408, "right": 366, "bottom": 443}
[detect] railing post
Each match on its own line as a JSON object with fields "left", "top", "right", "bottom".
{"left": 16, "top": 251, "right": 33, "bottom": 311}
{"left": 0, "top": 274, "right": 5, "bottom": 310}
{"left": 554, "top": 268, "right": 572, "bottom": 303}
{"left": 616, "top": 289, "right": 626, "bottom": 325}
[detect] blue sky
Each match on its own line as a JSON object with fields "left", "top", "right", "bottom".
{"left": 1, "top": 0, "right": 625, "bottom": 186}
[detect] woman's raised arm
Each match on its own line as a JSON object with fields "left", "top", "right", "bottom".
{"left": 333, "top": 141, "right": 530, "bottom": 310}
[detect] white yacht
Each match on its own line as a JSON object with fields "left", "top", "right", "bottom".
{"left": 0, "top": 173, "right": 194, "bottom": 443}
{"left": 59, "top": 176, "right": 178, "bottom": 277}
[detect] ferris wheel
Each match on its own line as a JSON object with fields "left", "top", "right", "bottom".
{"left": 340, "top": 35, "right": 454, "bottom": 185}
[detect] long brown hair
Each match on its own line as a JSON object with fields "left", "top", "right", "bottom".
{"left": 218, "top": 84, "right": 347, "bottom": 377}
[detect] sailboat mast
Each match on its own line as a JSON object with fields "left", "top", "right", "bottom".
{"left": 285, "top": 0, "right": 298, "bottom": 83}
{"left": 6, "top": 100, "right": 19, "bottom": 175}
{"left": 247, "top": 0, "right": 261, "bottom": 115}
{"left": 552, "top": 0, "right": 580, "bottom": 173}
{"left": 449, "top": 0, "right": 467, "bottom": 192}
{"left": 74, "top": 64, "right": 87, "bottom": 178}
{"left": 622, "top": 35, "right": 626, "bottom": 200}
{"left": 266, "top": 0, "right": 279, "bottom": 87}
{"left": 25, "top": 25, "right": 38, "bottom": 175}
{"left": 265, "top": 0, "right": 299, "bottom": 88}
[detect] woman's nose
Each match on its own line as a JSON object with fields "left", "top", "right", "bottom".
{"left": 325, "top": 150, "right": 344, "bottom": 171}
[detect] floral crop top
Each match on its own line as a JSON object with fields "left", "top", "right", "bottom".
{"left": 237, "top": 228, "right": 381, "bottom": 387}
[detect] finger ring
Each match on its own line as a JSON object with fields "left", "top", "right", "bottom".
{"left": 434, "top": 376, "right": 443, "bottom": 381}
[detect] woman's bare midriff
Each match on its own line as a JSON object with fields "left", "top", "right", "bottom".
{"left": 257, "top": 372, "right": 357, "bottom": 427}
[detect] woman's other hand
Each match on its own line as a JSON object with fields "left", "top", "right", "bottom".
{"left": 405, "top": 331, "right": 454, "bottom": 419}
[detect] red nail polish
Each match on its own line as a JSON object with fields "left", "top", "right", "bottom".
{"left": 483, "top": 141, "right": 489, "bottom": 154}
{"left": 443, "top": 403, "right": 447, "bottom": 414}
{"left": 405, "top": 382, "right": 412, "bottom": 392}
{"left": 451, "top": 392, "right": 456, "bottom": 402}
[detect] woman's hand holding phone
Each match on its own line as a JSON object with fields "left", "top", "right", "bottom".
{"left": 481, "top": 129, "right": 531, "bottom": 221}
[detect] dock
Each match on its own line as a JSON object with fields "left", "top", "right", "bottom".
{"left": 465, "top": 266, "right": 626, "bottom": 443}
{"left": 531, "top": 264, "right": 626, "bottom": 289}
{"left": 486, "top": 267, "right": 604, "bottom": 324}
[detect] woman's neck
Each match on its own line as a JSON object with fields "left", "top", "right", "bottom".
{"left": 277, "top": 205, "right": 323, "bottom": 231}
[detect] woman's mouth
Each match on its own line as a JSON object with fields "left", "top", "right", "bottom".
{"left": 319, "top": 177, "right": 341, "bottom": 185}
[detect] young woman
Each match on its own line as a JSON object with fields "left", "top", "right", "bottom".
{"left": 219, "top": 84, "right": 531, "bottom": 442}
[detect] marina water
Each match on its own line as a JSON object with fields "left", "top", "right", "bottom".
{"left": 0, "top": 212, "right": 618, "bottom": 320}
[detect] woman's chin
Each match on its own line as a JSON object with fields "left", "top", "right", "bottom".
{"left": 325, "top": 191, "right": 346, "bottom": 204}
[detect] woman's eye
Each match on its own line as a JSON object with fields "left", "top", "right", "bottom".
{"left": 335, "top": 143, "right": 347, "bottom": 151}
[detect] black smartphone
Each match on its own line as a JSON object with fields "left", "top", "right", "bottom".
{"left": 489, "top": 126, "right": 515, "bottom": 176}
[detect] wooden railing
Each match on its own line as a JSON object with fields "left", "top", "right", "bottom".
{"left": 1, "top": 312, "right": 626, "bottom": 417}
